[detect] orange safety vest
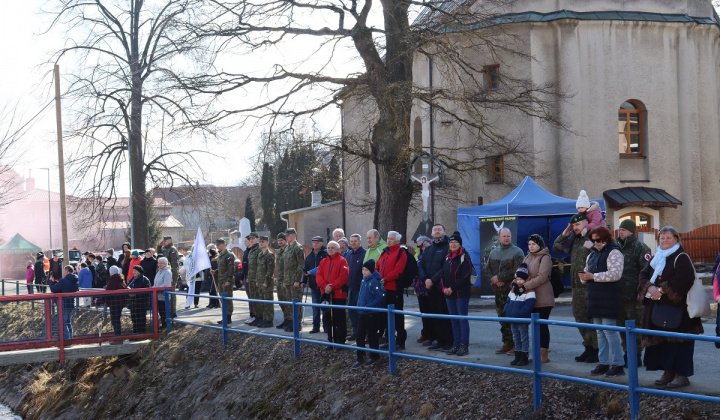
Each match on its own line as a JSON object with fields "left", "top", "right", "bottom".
{"left": 43, "top": 257, "right": 50, "bottom": 272}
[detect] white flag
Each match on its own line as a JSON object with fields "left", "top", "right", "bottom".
{"left": 187, "top": 227, "right": 211, "bottom": 281}
{"left": 239, "top": 217, "right": 251, "bottom": 251}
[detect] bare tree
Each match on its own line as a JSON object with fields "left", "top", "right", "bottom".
{"left": 46, "top": 0, "right": 222, "bottom": 248}
{"left": 190, "top": 0, "right": 566, "bottom": 237}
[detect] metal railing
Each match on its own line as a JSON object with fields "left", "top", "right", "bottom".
{"left": 164, "top": 290, "right": 720, "bottom": 420}
{"left": 0, "top": 288, "right": 168, "bottom": 361}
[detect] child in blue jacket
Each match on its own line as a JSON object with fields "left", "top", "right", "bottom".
{"left": 504, "top": 263, "right": 536, "bottom": 366}
{"left": 352, "top": 259, "right": 385, "bottom": 369}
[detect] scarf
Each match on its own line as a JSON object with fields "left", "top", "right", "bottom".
{"left": 648, "top": 243, "right": 680, "bottom": 284}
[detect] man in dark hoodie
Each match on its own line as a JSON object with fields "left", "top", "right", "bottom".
{"left": 417, "top": 224, "right": 454, "bottom": 351}
{"left": 302, "top": 237, "right": 327, "bottom": 334}
{"left": 50, "top": 265, "right": 79, "bottom": 340}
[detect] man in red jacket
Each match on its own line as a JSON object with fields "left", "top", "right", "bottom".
{"left": 316, "top": 241, "right": 350, "bottom": 349}
{"left": 376, "top": 231, "right": 408, "bottom": 350}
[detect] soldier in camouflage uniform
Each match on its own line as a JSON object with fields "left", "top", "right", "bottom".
{"left": 616, "top": 219, "right": 651, "bottom": 366}
{"left": 214, "top": 238, "right": 235, "bottom": 324}
{"left": 160, "top": 236, "right": 179, "bottom": 318}
{"left": 244, "top": 232, "right": 261, "bottom": 325}
{"left": 554, "top": 213, "right": 598, "bottom": 363}
{"left": 483, "top": 227, "right": 525, "bottom": 354}
{"left": 274, "top": 233, "right": 290, "bottom": 329}
{"left": 283, "top": 228, "right": 305, "bottom": 333}
{"left": 255, "top": 236, "right": 276, "bottom": 328}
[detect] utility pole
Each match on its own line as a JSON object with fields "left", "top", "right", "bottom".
{"left": 54, "top": 65, "right": 69, "bottom": 261}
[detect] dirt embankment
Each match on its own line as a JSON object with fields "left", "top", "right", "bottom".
{"left": 0, "top": 325, "right": 717, "bottom": 419}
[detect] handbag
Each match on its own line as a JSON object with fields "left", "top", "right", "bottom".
{"left": 651, "top": 303, "right": 684, "bottom": 329}
{"left": 678, "top": 253, "right": 711, "bottom": 319}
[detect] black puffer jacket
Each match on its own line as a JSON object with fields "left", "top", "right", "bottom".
{"left": 440, "top": 247, "right": 473, "bottom": 298}
{"left": 418, "top": 236, "right": 449, "bottom": 293}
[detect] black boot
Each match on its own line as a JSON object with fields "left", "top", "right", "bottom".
{"left": 575, "top": 346, "right": 592, "bottom": 362}
{"left": 585, "top": 348, "right": 599, "bottom": 363}
{"left": 510, "top": 351, "right": 521, "bottom": 366}
{"left": 516, "top": 352, "right": 529, "bottom": 366}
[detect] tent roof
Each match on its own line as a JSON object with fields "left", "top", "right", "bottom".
{"left": 0, "top": 233, "right": 42, "bottom": 255}
{"left": 457, "top": 176, "right": 605, "bottom": 217}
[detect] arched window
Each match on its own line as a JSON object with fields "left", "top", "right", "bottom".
{"left": 618, "top": 100, "right": 645, "bottom": 156}
{"left": 619, "top": 212, "right": 652, "bottom": 232}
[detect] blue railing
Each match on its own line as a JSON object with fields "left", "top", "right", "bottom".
{"left": 164, "top": 290, "right": 720, "bottom": 420}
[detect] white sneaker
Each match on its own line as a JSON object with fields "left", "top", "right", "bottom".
{"left": 244, "top": 317, "right": 255, "bottom": 324}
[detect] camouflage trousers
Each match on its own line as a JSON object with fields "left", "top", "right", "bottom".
{"left": 215, "top": 280, "right": 233, "bottom": 317}
{"left": 617, "top": 300, "right": 643, "bottom": 355}
{"left": 257, "top": 281, "right": 275, "bottom": 323}
{"left": 248, "top": 280, "right": 258, "bottom": 318}
{"left": 277, "top": 282, "right": 293, "bottom": 321}
{"left": 572, "top": 285, "right": 598, "bottom": 350}
{"left": 289, "top": 284, "right": 304, "bottom": 324}
{"left": 493, "top": 282, "right": 514, "bottom": 347}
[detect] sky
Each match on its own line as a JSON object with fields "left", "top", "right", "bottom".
{"left": 0, "top": 1, "right": 356, "bottom": 196}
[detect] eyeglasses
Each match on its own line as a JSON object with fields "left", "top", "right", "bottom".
{"left": 592, "top": 238, "right": 603, "bottom": 243}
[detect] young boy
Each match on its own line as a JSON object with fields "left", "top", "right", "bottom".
{"left": 503, "top": 263, "right": 536, "bottom": 366}
{"left": 352, "top": 259, "right": 385, "bottom": 369}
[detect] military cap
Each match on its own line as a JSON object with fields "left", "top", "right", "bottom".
{"left": 311, "top": 236, "right": 324, "bottom": 242}
{"left": 259, "top": 235, "right": 269, "bottom": 241}
{"left": 215, "top": 238, "right": 226, "bottom": 245}
{"left": 249, "top": 232, "right": 259, "bottom": 238}
{"left": 277, "top": 232, "right": 286, "bottom": 240}
{"left": 163, "top": 235, "right": 172, "bottom": 241}
{"left": 285, "top": 228, "right": 297, "bottom": 235}
{"left": 569, "top": 213, "right": 588, "bottom": 224}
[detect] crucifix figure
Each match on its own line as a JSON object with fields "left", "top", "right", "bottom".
{"left": 411, "top": 173, "right": 440, "bottom": 222}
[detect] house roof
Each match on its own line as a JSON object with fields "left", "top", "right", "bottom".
{"left": 154, "top": 185, "right": 256, "bottom": 207}
{"left": 279, "top": 201, "right": 343, "bottom": 216}
{"left": 603, "top": 187, "right": 682, "bottom": 209}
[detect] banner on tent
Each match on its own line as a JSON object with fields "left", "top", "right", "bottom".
{"left": 477, "top": 216, "right": 518, "bottom": 291}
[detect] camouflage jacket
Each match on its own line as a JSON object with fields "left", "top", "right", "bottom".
{"left": 618, "top": 234, "right": 651, "bottom": 301}
{"left": 217, "top": 249, "right": 236, "bottom": 285}
{"left": 283, "top": 241, "right": 305, "bottom": 285}
{"left": 554, "top": 232, "right": 591, "bottom": 289}
{"left": 256, "top": 249, "right": 275, "bottom": 286}
{"left": 275, "top": 246, "right": 286, "bottom": 282}
{"left": 245, "top": 244, "right": 260, "bottom": 282}
{"left": 482, "top": 244, "right": 525, "bottom": 286}
{"left": 161, "top": 245, "right": 179, "bottom": 283}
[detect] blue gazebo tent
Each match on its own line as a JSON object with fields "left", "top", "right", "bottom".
{"left": 456, "top": 176, "right": 605, "bottom": 287}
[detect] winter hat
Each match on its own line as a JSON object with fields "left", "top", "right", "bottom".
{"left": 131, "top": 250, "right": 140, "bottom": 257}
{"left": 515, "top": 263, "right": 529, "bottom": 281}
{"left": 576, "top": 190, "right": 591, "bottom": 209}
{"left": 448, "top": 231, "right": 463, "bottom": 246}
{"left": 619, "top": 219, "right": 637, "bottom": 234}
{"left": 338, "top": 238, "right": 350, "bottom": 247}
{"left": 132, "top": 265, "right": 144, "bottom": 275}
{"left": 527, "top": 234, "right": 545, "bottom": 250}
{"left": 363, "top": 259, "right": 376, "bottom": 272}
{"left": 569, "top": 213, "right": 588, "bottom": 224}
{"left": 416, "top": 236, "right": 431, "bottom": 245}
{"left": 109, "top": 266, "right": 121, "bottom": 276}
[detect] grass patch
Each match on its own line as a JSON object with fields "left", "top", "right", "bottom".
{"left": 326, "top": 361, "right": 343, "bottom": 376}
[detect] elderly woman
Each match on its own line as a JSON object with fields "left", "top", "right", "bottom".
{"left": 154, "top": 257, "right": 173, "bottom": 328}
{"left": 106, "top": 265, "right": 127, "bottom": 343}
{"left": 579, "top": 226, "right": 625, "bottom": 378}
{"left": 521, "top": 234, "right": 554, "bottom": 363}
{"left": 638, "top": 226, "right": 703, "bottom": 388}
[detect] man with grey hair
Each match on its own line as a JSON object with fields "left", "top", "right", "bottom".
{"left": 154, "top": 257, "right": 173, "bottom": 328}
{"left": 376, "top": 230, "right": 408, "bottom": 349}
{"left": 483, "top": 227, "right": 524, "bottom": 355}
{"left": 333, "top": 228, "right": 345, "bottom": 242}
{"left": 345, "top": 233, "right": 366, "bottom": 340}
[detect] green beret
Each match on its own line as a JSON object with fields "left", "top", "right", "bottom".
{"left": 163, "top": 235, "right": 172, "bottom": 241}
{"left": 249, "top": 232, "right": 259, "bottom": 238}
{"left": 215, "top": 238, "right": 226, "bottom": 245}
{"left": 569, "top": 213, "right": 588, "bottom": 224}
{"left": 259, "top": 235, "right": 269, "bottom": 241}
{"left": 285, "top": 228, "right": 297, "bottom": 235}
{"left": 277, "top": 232, "right": 286, "bottom": 240}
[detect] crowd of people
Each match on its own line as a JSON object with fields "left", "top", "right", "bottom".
{"left": 21, "top": 190, "right": 714, "bottom": 387}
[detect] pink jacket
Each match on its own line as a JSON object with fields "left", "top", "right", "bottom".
{"left": 25, "top": 267, "right": 34, "bottom": 283}
{"left": 714, "top": 270, "right": 719, "bottom": 302}
{"left": 584, "top": 201, "right": 606, "bottom": 231}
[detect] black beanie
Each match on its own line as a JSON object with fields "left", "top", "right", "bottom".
{"left": 448, "top": 231, "right": 462, "bottom": 246}
{"left": 363, "top": 259, "right": 376, "bottom": 272}
{"left": 515, "top": 263, "right": 529, "bottom": 281}
{"left": 527, "top": 234, "right": 545, "bottom": 250}
{"left": 132, "top": 265, "right": 144, "bottom": 275}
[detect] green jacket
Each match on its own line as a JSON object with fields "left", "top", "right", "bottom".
{"left": 364, "top": 239, "right": 387, "bottom": 265}
{"left": 554, "top": 232, "right": 591, "bottom": 289}
{"left": 161, "top": 244, "right": 179, "bottom": 284}
{"left": 216, "top": 249, "right": 235, "bottom": 285}
{"left": 618, "top": 234, "right": 651, "bottom": 301}
{"left": 283, "top": 241, "right": 305, "bottom": 285}
{"left": 256, "top": 249, "right": 275, "bottom": 286}
{"left": 246, "top": 243, "right": 260, "bottom": 282}
{"left": 482, "top": 243, "right": 524, "bottom": 286}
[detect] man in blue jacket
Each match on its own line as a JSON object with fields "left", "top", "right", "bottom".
{"left": 302, "top": 237, "right": 327, "bottom": 333}
{"left": 50, "top": 265, "right": 79, "bottom": 340}
{"left": 344, "top": 234, "right": 366, "bottom": 340}
{"left": 417, "top": 224, "right": 453, "bottom": 351}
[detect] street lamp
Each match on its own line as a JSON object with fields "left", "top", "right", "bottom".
{"left": 39, "top": 168, "right": 52, "bottom": 250}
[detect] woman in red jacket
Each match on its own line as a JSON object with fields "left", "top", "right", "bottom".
{"left": 316, "top": 241, "right": 350, "bottom": 350}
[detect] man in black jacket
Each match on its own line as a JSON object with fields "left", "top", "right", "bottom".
{"left": 417, "top": 224, "right": 454, "bottom": 351}
{"left": 302, "top": 237, "right": 327, "bottom": 334}
{"left": 140, "top": 249, "right": 158, "bottom": 284}
{"left": 34, "top": 253, "right": 46, "bottom": 293}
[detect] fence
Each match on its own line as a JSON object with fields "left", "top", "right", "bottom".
{"left": 613, "top": 224, "right": 720, "bottom": 263}
{"left": 164, "top": 290, "right": 720, "bottom": 420}
{"left": 0, "top": 288, "right": 166, "bottom": 361}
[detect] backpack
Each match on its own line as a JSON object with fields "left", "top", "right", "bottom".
{"left": 540, "top": 255, "right": 564, "bottom": 298}
{"left": 395, "top": 246, "right": 419, "bottom": 289}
